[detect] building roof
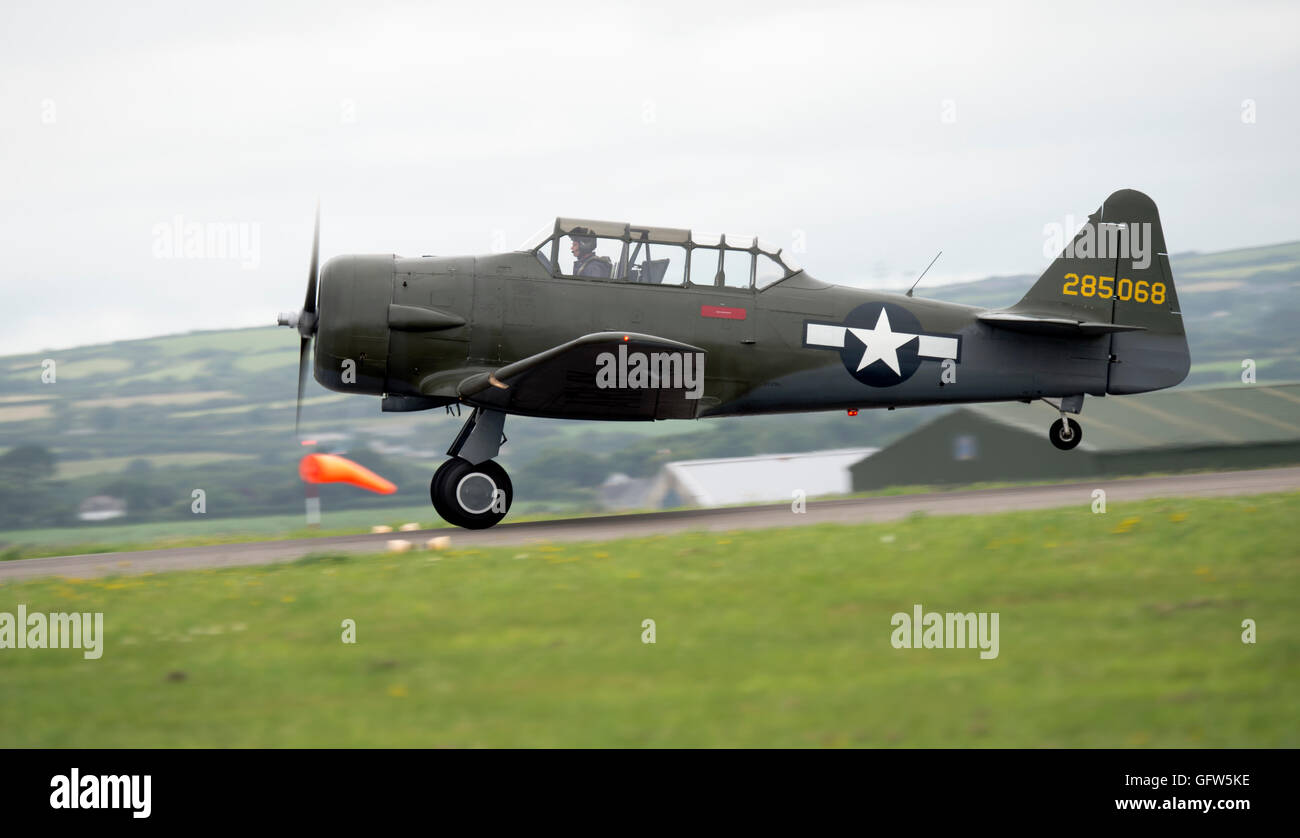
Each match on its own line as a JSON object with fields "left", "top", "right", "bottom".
{"left": 662, "top": 448, "right": 878, "bottom": 506}
{"left": 962, "top": 382, "right": 1300, "bottom": 452}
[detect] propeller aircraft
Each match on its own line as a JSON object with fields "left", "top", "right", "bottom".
{"left": 278, "top": 189, "right": 1188, "bottom": 529}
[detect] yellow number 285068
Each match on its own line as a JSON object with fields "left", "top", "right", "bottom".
{"left": 1062, "top": 273, "right": 1165, "bottom": 304}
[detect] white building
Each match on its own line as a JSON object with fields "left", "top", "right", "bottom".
{"left": 600, "top": 448, "right": 878, "bottom": 510}
{"left": 77, "top": 495, "right": 127, "bottom": 522}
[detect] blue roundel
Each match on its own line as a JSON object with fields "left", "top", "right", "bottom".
{"left": 803, "top": 301, "right": 961, "bottom": 388}
{"left": 839, "top": 302, "right": 924, "bottom": 386}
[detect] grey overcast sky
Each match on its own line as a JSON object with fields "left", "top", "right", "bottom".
{"left": 1, "top": 0, "right": 1296, "bottom": 355}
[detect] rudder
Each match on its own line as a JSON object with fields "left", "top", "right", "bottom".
{"left": 1013, "top": 189, "right": 1189, "bottom": 394}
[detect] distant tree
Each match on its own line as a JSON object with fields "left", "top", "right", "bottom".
{"left": 101, "top": 478, "right": 172, "bottom": 517}
{"left": 516, "top": 448, "right": 609, "bottom": 490}
{"left": 0, "top": 443, "right": 57, "bottom": 481}
{"left": 0, "top": 444, "right": 66, "bottom": 528}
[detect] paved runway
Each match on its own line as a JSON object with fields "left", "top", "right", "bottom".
{"left": 3, "top": 466, "right": 1298, "bottom": 581}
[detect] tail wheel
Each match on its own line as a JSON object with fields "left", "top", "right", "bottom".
{"left": 1049, "top": 417, "right": 1082, "bottom": 451}
{"left": 430, "top": 458, "right": 513, "bottom": 529}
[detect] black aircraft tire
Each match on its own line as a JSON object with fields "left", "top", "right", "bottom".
{"left": 1049, "top": 417, "right": 1083, "bottom": 451}
{"left": 429, "top": 458, "right": 512, "bottom": 529}
{"left": 429, "top": 461, "right": 459, "bottom": 524}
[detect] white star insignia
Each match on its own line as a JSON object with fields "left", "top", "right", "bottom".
{"left": 846, "top": 308, "right": 917, "bottom": 375}
{"left": 803, "top": 309, "right": 960, "bottom": 381}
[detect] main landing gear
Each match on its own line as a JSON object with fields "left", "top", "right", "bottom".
{"left": 430, "top": 407, "right": 513, "bottom": 529}
{"left": 1044, "top": 394, "right": 1084, "bottom": 451}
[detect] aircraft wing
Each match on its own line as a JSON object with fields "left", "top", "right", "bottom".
{"left": 978, "top": 311, "right": 1148, "bottom": 336}
{"left": 456, "top": 331, "right": 707, "bottom": 420}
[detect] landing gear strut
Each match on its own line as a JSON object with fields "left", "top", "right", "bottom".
{"left": 1044, "top": 394, "right": 1084, "bottom": 451}
{"left": 431, "top": 407, "right": 513, "bottom": 529}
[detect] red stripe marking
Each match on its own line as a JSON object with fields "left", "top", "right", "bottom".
{"left": 700, "top": 304, "right": 747, "bottom": 320}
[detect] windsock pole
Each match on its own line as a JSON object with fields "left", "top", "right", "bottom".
{"left": 305, "top": 482, "right": 321, "bottom": 528}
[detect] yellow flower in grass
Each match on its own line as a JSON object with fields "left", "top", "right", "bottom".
{"left": 1111, "top": 516, "right": 1141, "bottom": 534}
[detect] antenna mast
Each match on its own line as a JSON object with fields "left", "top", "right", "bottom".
{"left": 906, "top": 250, "right": 942, "bottom": 298}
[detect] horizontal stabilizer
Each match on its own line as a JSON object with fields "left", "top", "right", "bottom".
{"left": 978, "top": 311, "right": 1147, "bottom": 336}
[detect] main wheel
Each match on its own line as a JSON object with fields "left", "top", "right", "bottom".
{"left": 429, "top": 458, "right": 513, "bottom": 529}
{"left": 1049, "top": 417, "right": 1082, "bottom": 451}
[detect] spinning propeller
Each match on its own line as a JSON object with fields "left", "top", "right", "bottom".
{"left": 276, "top": 204, "right": 320, "bottom": 436}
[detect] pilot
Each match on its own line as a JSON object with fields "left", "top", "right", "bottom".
{"left": 569, "top": 227, "right": 613, "bottom": 278}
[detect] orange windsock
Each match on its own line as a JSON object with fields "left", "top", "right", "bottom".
{"left": 299, "top": 453, "right": 397, "bottom": 494}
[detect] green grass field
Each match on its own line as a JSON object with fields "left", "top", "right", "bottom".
{"left": 1, "top": 492, "right": 1296, "bottom": 747}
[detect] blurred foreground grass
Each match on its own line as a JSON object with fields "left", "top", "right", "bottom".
{"left": 1, "top": 492, "right": 1296, "bottom": 747}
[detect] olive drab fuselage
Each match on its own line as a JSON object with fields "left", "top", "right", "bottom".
{"left": 313, "top": 250, "right": 1182, "bottom": 419}
{"left": 291, "top": 192, "right": 1188, "bottom": 528}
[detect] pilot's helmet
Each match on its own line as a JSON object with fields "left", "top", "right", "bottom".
{"left": 570, "top": 227, "right": 597, "bottom": 255}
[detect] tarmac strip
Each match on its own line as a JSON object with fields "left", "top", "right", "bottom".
{"left": 2, "top": 466, "right": 1297, "bottom": 581}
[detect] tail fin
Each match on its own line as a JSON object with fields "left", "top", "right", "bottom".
{"left": 1010, "top": 189, "right": 1189, "bottom": 394}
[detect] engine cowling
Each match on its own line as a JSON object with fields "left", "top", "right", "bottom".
{"left": 313, "top": 254, "right": 395, "bottom": 395}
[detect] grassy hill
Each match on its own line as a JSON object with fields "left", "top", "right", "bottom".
{"left": 0, "top": 240, "right": 1296, "bottom": 532}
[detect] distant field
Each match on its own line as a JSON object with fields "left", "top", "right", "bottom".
{"left": 169, "top": 393, "right": 346, "bottom": 419}
{"left": 47, "top": 357, "right": 133, "bottom": 379}
{"left": 1177, "top": 241, "right": 1300, "bottom": 272}
{"left": 0, "top": 492, "right": 1294, "bottom": 747}
{"left": 54, "top": 452, "right": 260, "bottom": 480}
{"left": 117, "top": 359, "right": 209, "bottom": 383}
{"left": 0, "top": 403, "right": 51, "bottom": 422}
{"left": 77, "top": 391, "right": 239, "bottom": 409}
{"left": 232, "top": 351, "right": 296, "bottom": 374}
{"left": 136, "top": 328, "right": 288, "bottom": 356}
{"left": 1186, "top": 358, "right": 1285, "bottom": 375}
{"left": 1181, "top": 261, "right": 1300, "bottom": 281}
